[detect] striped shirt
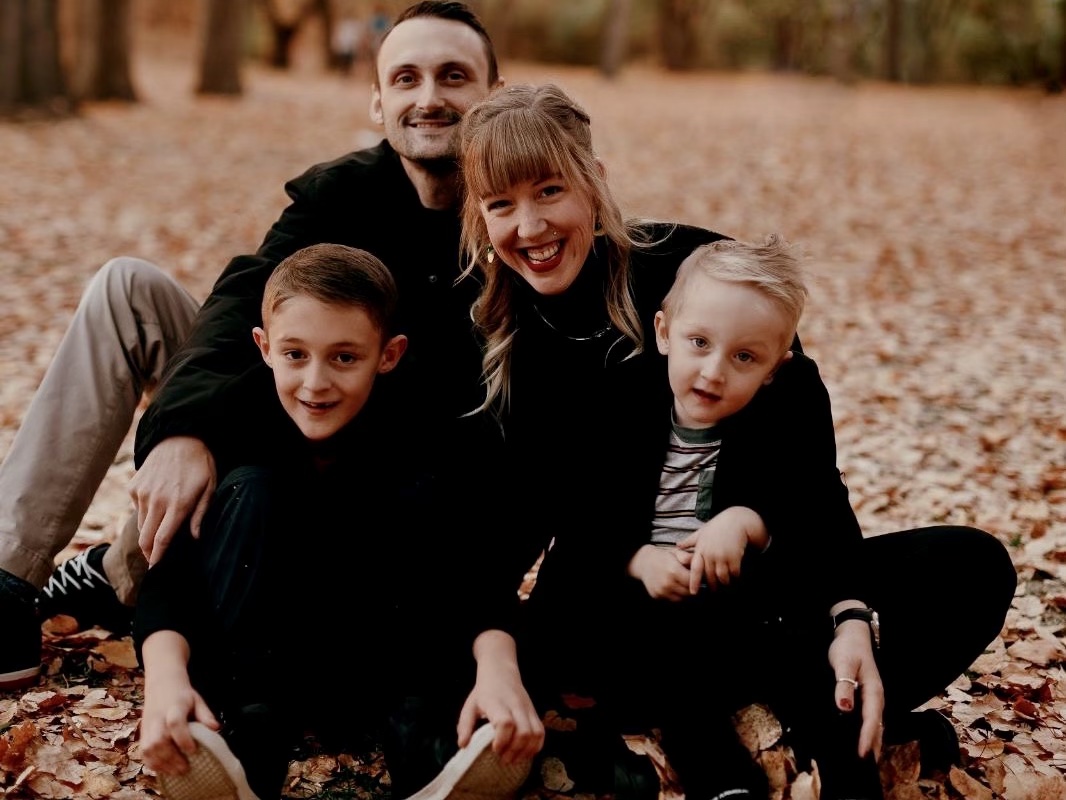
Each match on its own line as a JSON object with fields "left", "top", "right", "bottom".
{"left": 650, "top": 419, "right": 722, "bottom": 547}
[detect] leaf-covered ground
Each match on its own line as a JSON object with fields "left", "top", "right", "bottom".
{"left": 1, "top": 36, "right": 1065, "bottom": 800}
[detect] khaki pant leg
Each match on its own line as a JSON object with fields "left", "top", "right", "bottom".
{"left": 0, "top": 258, "right": 199, "bottom": 588}
{"left": 102, "top": 514, "right": 149, "bottom": 606}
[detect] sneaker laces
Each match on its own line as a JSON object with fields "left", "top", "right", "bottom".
{"left": 41, "top": 548, "right": 109, "bottom": 600}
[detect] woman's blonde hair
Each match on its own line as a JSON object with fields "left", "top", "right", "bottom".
{"left": 458, "top": 83, "right": 645, "bottom": 412}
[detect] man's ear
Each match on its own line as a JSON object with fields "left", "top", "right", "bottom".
{"left": 369, "top": 86, "right": 384, "bottom": 126}
{"left": 763, "top": 349, "right": 793, "bottom": 385}
{"left": 252, "top": 327, "right": 273, "bottom": 367}
{"left": 653, "top": 310, "right": 670, "bottom": 355}
{"left": 377, "top": 334, "right": 408, "bottom": 374}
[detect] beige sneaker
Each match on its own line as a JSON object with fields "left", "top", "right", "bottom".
{"left": 158, "top": 722, "right": 260, "bottom": 800}
{"left": 403, "top": 723, "right": 532, "bottom": 800}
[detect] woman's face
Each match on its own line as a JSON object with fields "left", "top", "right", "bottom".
{"left": 479, "top": 175, "right": 595, "bottom": 295}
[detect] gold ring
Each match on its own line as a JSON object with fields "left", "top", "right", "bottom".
{"left": 835, "top": 677, "right": 859, "bottom": 688}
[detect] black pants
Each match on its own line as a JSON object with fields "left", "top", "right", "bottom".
{"left": 174, "top": 466, "right": 472, "bottom": 799}
{"left": 521, "top": 524, "right": 1016, "bottom": 796}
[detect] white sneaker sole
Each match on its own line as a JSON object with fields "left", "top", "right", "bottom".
{"left": 402, "top": 723, "right": 531, "bottom": 800}
{"left": 158, "top": 722, "right": 260, "bottom": 800}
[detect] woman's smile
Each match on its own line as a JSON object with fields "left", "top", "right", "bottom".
{"left": 522, "top": 239, "right": 564, "bottom": 271}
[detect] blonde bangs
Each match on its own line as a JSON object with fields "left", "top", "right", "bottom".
{"left": 463, "top": 108, "right": 578, "bottom": 199}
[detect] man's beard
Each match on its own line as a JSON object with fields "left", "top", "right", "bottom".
{"left": 390, "top": 109, "right": 463, "bottom": 165}
{"left": 412, "top": 153, "right": 460, "bottom": 175}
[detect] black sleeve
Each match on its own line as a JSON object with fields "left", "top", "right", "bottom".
{"left": 417, "top": 412, "right": 529, "bottom": 647}
{"left": 132, "top": 524, "right": 213, "bottom": 666}
{"left": 723, "top": 354, "right": 866, "bottom": 615}
{"left": 133, "top": 162, "right": 345, "bottom": 466}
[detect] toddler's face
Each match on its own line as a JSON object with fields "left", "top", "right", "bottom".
{"left": 655, "top": 274, "right": 792, "bottom": 429}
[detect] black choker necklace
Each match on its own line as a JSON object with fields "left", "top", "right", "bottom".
{"left": 531, "top": 302, "right": 613, "bottom": 341}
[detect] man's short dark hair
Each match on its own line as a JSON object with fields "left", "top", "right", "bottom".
{"left": 384, "top": 1, "right": 499, "bottom": 85}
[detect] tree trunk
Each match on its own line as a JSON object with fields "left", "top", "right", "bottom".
{"left": 600, "top": 0, "right": 631, "bottom": 79}
{"left": 0, "top": 0, "right": 73, "bottom": 117}
{"left": 884, "top": 0, "right": 903, "bottom": 82}
{"left": 71, "top": 0, "right": 136, "bottom": 102}
{"left": 197, "top": 0, "right": 245, "bottom": 95}
{"left": 259, "top": 0, "right": 330, "bottom": 70}
{"left": 827, "top": 0, "right": 858, "bottom": 84}
{"left": 1056, "top": 0, "right": 1066, "bottom": 92}
{"left": 658, "top": 0, "right": 709, "bottom": 71}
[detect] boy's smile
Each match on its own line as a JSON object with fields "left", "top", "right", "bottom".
{"left": 253, "top": 297, "right": 405, "bottom": 441}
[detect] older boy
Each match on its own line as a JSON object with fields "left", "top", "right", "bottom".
{"left": 1, "top": 0, "right": 502, "bottom": 688}
{"left": 136, "top": 243, "right": 538, "bottom": 800}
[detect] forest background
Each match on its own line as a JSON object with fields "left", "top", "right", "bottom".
{"left": 1, "top": 1, "right": 1065, "bottom": 800}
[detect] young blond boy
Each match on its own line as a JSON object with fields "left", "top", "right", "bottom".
{"left": 623, "top": 235, "right": 885, "bottom": 800}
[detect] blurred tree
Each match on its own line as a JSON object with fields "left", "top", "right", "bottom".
{"left": 827, "top": 0, "right": 860, "bottom": 83}
{"left": 659, "top": 0, "right": 713, "bottom": 70}
{"left": 1057, "top": 0, "right": 1065, "bottom": 91}
{"left": 258, "top": 0, "right": 334, "bottom": 69}
{"left": 70, "top": 0, "right": 136, "bottom": 102}
{"left": 601, "top": 0, "right": 631, "bottom": 77}
{"left": 0, "top": 0, "right": 73, "bottom": 117}
{"left": 198, "top": 0, "right": 246, "bottom": 95}
{"left": 884, "top": 0, "right": 902, "bottom": 80}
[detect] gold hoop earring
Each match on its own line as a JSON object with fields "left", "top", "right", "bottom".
{"left": 485, "top": 245, "right": 495, "bottom": 264}
{"left": 593, "top": 218, "right": 605, "bottom": 236}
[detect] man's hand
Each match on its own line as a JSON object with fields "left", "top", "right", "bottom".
{"left": 627, "top": 544, "right": 691, "bottom": 601}
{"left": 129, "top": 436, "right": 216, "bottom": 565}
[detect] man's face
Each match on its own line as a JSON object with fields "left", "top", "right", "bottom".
{"left": 370, "top": 17, "right": 498, "bottom": 165}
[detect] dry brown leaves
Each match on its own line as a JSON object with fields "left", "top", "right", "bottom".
{"left": 1, "top": 24, "right": 1065, "bottom": 800}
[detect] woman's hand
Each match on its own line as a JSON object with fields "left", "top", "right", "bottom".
{"left": 458, "top": 630, "right": 544, "bottom": 764}
{"left": 627, "top": 544, "right": 691, "bottom": 601}
{"left": 828, "top": 614, "right": 885, "bottom": 759}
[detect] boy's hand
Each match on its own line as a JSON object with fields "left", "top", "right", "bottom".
{"left": 130, "top": 436, "right": 217, "bottom": 565}
{"left": 458, "top": 631, "right": 544, "bottom": 764}
{"left": 140, "top": 673, "right": 219, "bottom": 776}
{"left": 627, "top": 544, "right": 691, "bottom": 600}
{"left": 678, "top": 506, "right": 767, "bottom": 594}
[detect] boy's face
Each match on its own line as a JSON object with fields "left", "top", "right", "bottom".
{"left": 370, "top": 17, "right": 499, "bottom": 166}
{"left": 253, "top": 297, "right": 406, "bottom": 442}
{"left": 654, "top": 273, "right": 793, "bottom": 429}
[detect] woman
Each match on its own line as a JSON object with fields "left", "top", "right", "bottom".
{"left": 455, "top": 83, "right": 1016, "bottom": 800}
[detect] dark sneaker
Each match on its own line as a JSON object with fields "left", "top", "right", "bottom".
{"left": 0, "top": 568, "right": 41, "bottom": 690}
{"left": 158, "top": 722, "right": 260, "bottom": 800}
{"left": 659, "top": 718, "right": 768, "bottom": 800}
{"left": 402, "top": 723, "right": 532, "bottom": 800}
{"left": 38, "top": 544, "right": 133, "bottom": 634}
{"left": 810, "top": 712, "right": 884, "bottom": 800}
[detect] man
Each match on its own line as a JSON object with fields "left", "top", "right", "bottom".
{"left": 1, "top": 0, "right": 498, "bottom": 690}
